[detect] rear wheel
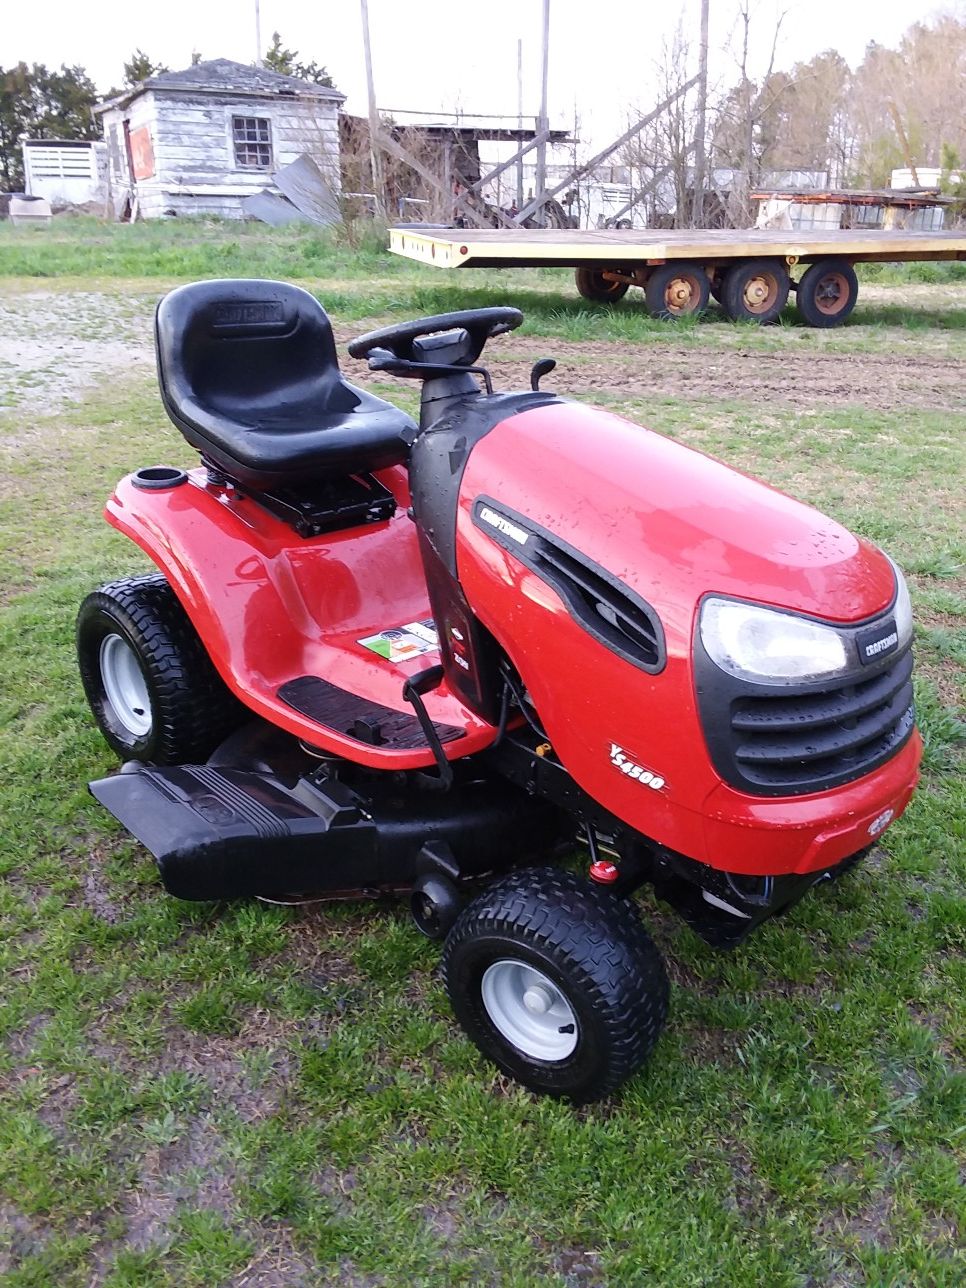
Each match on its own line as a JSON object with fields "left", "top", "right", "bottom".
{"left": 442, "top": 868, "right": 669, "bottom": 1102}
{"left": 796, "top": 258, "right": 858, "bottom": 328}
{"left": 645, "top": 262, "right": 710, "bottom": 320}
{"left": 720, "top": 258, "right": 790, "bottom": 324}
{"left": 575, "top": 266, "right": 629, "bottom": 303}
{"left": 77, "top": 572, "right": 244, "bottom": 764}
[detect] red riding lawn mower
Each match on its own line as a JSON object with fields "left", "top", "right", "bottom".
{"left": 77, "top": 280, "right": 922, "bottom": 1102}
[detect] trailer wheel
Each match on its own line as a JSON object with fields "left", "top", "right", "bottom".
{"left": 644, "top": 262, "right": 710, "bottom": 320}
{"left": 796, "top": 259, "right": 858, "bottom": 328}
{"left": 720, "top": 258, "right": 789, "bottom": 324}
{"left": 77, "top": 572, "right": 244, "bottom": 764}
{"left": 575, "top": 267, "right": 629, "bottom": 303}
{"left": 442, "top": 867, "right": 669, "bottom": 1102}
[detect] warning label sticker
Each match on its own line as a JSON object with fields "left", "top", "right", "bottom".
{"left": 358, "top": 619, "right": 439, "bottom": 662}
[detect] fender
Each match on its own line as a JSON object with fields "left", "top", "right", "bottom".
{"left": 104, "top": 467, "right": 497, "bottom": 769}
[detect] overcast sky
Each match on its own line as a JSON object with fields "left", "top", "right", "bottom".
{"left": 3, "top": 0, "right": 957, "bottom": 146}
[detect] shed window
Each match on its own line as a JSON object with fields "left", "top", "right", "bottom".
{"left": 232, "top": 116, "right": 272, "bottom": 168}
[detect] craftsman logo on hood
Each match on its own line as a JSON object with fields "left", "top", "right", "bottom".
{"left": 477, "top": 504, "right": 529, "bottom": 546}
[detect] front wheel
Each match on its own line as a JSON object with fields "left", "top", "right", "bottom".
{"left": 442, "top": 868, "right": 669, "bottom": 1102}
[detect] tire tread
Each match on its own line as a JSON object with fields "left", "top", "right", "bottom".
{"left": 78, "top": 571, "right": 244, "bottom": 763}
{"left": 442, "top": 867, "right": 669, "bottom": 1101}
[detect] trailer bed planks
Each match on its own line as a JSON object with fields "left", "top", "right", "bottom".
{"left": 389, "top": 226, "right": 966, "bottom": 270}
{"left": 388, "top": 226, "right": 966, "bottom": 327}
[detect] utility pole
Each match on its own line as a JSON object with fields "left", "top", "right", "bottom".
{"left": 360, "top": 0, "right": 387, "bottom": 219}
{"left": 516, "top": 38, "right": 524, "bottom": 211}
{"left": 254, "top": 0, "right": 262, "bottom": 65}
{"left": 690, "top": 0, "right": 710, "bottom": 226}
{"left": 535, "top": 0, "right": 550, "bottom": 223}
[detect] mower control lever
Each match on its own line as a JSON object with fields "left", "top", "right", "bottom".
{"left": 402, "top": 666, "right": 453, "bottom": 791}
{"left": 530, "top": 358, "right": 557, "bottom": 391}
{"left": 403, "top": 664, "right": 446, "bottom": 699}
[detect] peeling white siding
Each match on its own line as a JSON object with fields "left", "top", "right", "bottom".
{"left": 100, "top": 89, "right": 341, "bottom": 220}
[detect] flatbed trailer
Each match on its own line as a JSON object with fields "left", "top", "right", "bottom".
{"left": 388, "top": 226, "right": 966, "bottom": 327}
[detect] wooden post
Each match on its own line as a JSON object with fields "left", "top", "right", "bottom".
{"left": 513, "top": 76, "right": 698, "bottom": 225}
{"left": 690, "top": 0, "right": 709, "bottom": 227}
{"left": 254, "top": 0, "right": 262, "bottom": 65}
{"left": 360, "top": 0, "right": 387, "bottom": 219}
{"left": 516, "top": 38, "right": 524, "bottom": 212}
{"left": 535, "top": 0, "right": 550, "bottom": 223}
{"left": 466, "top": 131, "right": 551, "bottom": 196}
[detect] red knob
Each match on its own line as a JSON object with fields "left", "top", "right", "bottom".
{"left": 589, "top": 860, "right": 619, "bottom": 884}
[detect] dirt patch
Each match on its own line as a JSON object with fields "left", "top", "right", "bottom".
{"left": 0, "top": 1203, "right": 50, "bottom": 1276}
{"left": 229, "top": 1232, "right": 321, "bottom": 1287}
{"left": 82, "top": 868, "right": 124, "bottom": 925}
{"left": 478, "top": 338, "right": 966, "bottom": 412}
{"left": 5, "top": 285, "right": 966, "bottom": 419}
{"left": 0, "top": 290, "right": 154, "bottom": 412}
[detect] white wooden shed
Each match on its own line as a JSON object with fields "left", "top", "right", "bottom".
{"left": 95, "top": 59, "right": 344, "bottom": 220}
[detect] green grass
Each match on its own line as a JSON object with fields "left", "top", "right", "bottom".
{"left": 0, "top": 221, "right": 963, "bottom": 1285}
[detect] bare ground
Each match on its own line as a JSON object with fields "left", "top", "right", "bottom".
{"left": 3, "top": 286, "right": 966, "bottom": 414}
{"left": 484, "top": 338, "right": 966, "bottom": 412}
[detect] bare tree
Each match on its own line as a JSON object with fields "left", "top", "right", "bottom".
{"left": 711, "top": 0, "right": 789, "bottom": 222}
{"left": 619, "top": 22, "right": 699, "bottom": 226}
{"left": 850, "top": 15, "right": 966, "bottom": 185}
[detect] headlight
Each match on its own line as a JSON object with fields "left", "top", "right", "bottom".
{"left": 889, "top": 558, "right": 913, "bottom": 648}
{"left": 700, "top": 598, "right": 850, "bottom": 683}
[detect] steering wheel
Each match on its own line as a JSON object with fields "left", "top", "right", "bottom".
{"left": 347, "top": 307, "right": 523, "bottom": 367}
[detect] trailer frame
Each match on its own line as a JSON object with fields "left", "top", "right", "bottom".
{"left": 388, "top": 226, "right": 966, "bottom": 327}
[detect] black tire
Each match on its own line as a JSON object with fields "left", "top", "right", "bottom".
{"left": 644, "top": 262, "right": 711, "bottom": 319}
{"left": 575, "top": 266, "right": 629, "bottom": 303}
{"left": 442, "top": 867, "right": 669, "bottom": 1103}
{"left": 796, "top": 258, "right": 858, "bottom": 328}
{"left": 720, "top": 258, "right": 790, "bottom": 324}
{"left": 77, "top": 572, "right": 244, "bottom": 764}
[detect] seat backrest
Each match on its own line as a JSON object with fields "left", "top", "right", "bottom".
{"left": 155, "top": 279, "right": 341, "bottom": 422}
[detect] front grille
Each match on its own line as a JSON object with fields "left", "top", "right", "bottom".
{"left": 696, "top": 636, "right": 915, "bottom": 797}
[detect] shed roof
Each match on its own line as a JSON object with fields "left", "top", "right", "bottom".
{"left": 97, "top": 58, "right": 344, "bottom": 112}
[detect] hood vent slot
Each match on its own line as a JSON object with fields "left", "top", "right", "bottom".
{"left": 472, "top": 496, "right": 665, "bottom": 673}
{"left": 530, "top": 541, "right": 664, "bottom": 671}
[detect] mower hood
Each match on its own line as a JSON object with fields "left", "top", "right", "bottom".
{"left": 458, "top": 400, "right": 895, "bottom": 626}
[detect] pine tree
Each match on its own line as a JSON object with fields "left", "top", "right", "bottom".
{"left": 263, "top": 32, "right": 334, "bottom": 87}
{"left": 0, "top": 61, "right": 99, "bottom": 191}
{"left": 123, "top": 49, "right": 168, "bottom": 87}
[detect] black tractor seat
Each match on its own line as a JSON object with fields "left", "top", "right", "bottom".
{"left": 155, "top": 279, "right": 417, "bottom": 491}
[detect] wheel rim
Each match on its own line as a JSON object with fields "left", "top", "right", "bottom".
{"left": 99, "top": 633, "right": 152, "bottom": 737}
{"left": 814, "top": 271, "right": 849, "bottom": 315}
{"left": 742, "top": 272, "right": 779, "bottom": 314}
{"left": 481, "top": 959, "right": 579, "bottom": 1061}
{"left": 665, "top": 273, "right": 700, "bottom": 315}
